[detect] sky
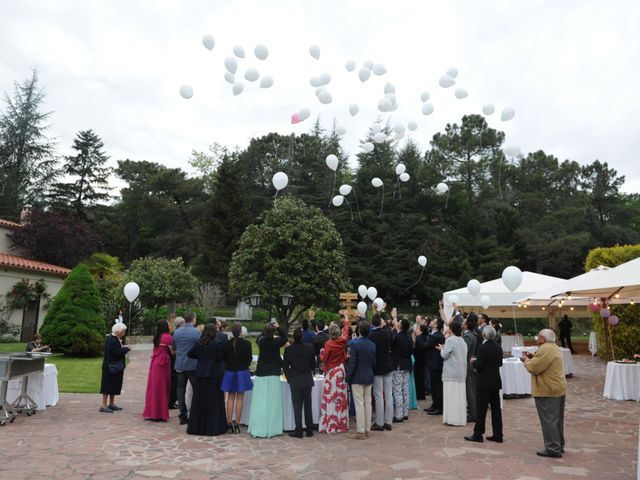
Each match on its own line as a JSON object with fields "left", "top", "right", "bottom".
{"left": 1, "top": 0, "right": 640, "bottom": 192}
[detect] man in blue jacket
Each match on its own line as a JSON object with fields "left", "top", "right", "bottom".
{"left": 347, "top": 321, "right": 377, "bottom": 440}
{"left": 173, "top": 312, "right": 201, "bottom": 425}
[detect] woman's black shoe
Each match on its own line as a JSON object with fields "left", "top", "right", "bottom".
{"left": 227, "top": 422, "right": 233, "bottom": 433}
{"left": 233, "top": 421, "right": 240, "bottom": 434}
{"left": 392, "top": 417, "right": 403, "bottom": 423}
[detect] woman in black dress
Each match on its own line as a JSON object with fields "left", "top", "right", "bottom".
{"left": 186, "top": 323, "right": 227, "bottom": 436}
{"left": 100, "top": 323, "right": 132, "bottom": 413}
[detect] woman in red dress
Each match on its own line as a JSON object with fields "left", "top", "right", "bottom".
{"left": 143, "top": 320, "right": 174, "bottom": 421}
{"left": 319, "top": 316, "right": 351, "bottom": 433}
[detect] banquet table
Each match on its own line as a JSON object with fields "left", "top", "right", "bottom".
{"left": 589, "top": 331, "right": 598, "bottom": 356}
{"left": 6, "top": 363, "right": 59, "bottom": 411}
{"left": 240, "top": 375, "right": 324, "bottom": 430}
{"left": 511, "top": 346, "right": 574, "bottom": 376}
{"left": 499, "top": 358, "right": 531, "bottom": 396}
{"left": 501, "top": 334, "right": 524, "bottom": 353}
{"left": 603, "top": 361, "right": 640, "bottom": 401}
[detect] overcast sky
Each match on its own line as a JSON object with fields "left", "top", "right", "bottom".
{"left": 1, "top": 0, "right": 639, "bottom": 192}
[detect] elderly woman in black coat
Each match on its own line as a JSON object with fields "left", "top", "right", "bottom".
{"left": 100, "top": 323, "right": 132, "bottom": 413}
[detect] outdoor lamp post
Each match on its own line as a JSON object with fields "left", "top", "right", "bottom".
{"left": 280, "top": 293, "right": 294, "bottom": 324}
{"left": 410, "top": 297, "right": 420, "bottom": 308}
{"left": 247, "top": 293, "right": 261, "bottom": 321}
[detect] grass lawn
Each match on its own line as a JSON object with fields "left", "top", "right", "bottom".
{"left": 0, "top": 342, "right": 101, "bottom": 393}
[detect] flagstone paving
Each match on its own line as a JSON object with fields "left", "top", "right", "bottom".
{"left": 1, "top": 348, "right": 637, "bottom": 480}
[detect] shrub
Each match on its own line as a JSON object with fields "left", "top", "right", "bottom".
{"left": 39, "top": 264, "right": 106, "bottom": 356}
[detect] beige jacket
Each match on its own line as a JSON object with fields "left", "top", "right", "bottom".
{"left": 523, "top": 342, "right": 567, "bottom": 397}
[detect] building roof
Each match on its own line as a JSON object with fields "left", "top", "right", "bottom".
{"left": 0, "top": 218, "right": 22, "bottom": 230}
{"left": 0, "top": 253, "right": 70, "bottom": 277}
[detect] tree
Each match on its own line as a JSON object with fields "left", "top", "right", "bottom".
{"left": 49, "top": 129, "right": 111, "bottom": 217}
{"left": 125, "top": 257, "right": 197, "bottom": 309}
{"left": 0, "top": 70, "right": 57, "bottom": 219}
{"left": 229, "top": 196, "right": 349, "bottom": 327}
{"left": 8, "top": 207, "right": 99, "bottom": 268}
{"left": 39, "top": 263, "right": 106, "bottom": 356}
{"left": 85, "top": 252, "right": 124, "bottom": 325}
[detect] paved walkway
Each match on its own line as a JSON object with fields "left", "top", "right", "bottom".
{"left": 0, "top": 349, "right": 638, "bottom": 480}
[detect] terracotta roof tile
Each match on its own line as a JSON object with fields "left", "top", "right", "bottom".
{"left": 0, "top": 253, "right": 70, "bottom": 276}
{"left": 0, "top": 218, "right": 22, "bottom": 230}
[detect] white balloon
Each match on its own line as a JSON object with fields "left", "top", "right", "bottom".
{"left": 372, "top": 63, "right": 387, "bottom": 75}
{"left": 501, "top": 107, "right": 516, "bottom": 122}
{"left": 339, "top": 184, "right": 352, "bottom": 196}
{"left": 179, "top": 85, "right": 193, "bottom": 99}
{"left": 298, "top": 108, "right": 310, "bottom": 121}
{"left": 446, "top": 67, "right": 459, "bottom": 79}
{"left": 467, "top": 279, "right": 481, "bottom": 297}
{"left": 448, "top": 294, "right": 460, "bottom": 305}
{"left": 309, "top": 44, "right": 321, "bottom": 60}
{"left": 421, "top": 103, "right": 434, "bottom": 115}
{"left": 373, "top": 132, "right": 387, "bottom": 143}
{"left": 319, "top": 73, "right": 331, "bottom": 85}
{"left": 395, "top": 131, "right": 405, "bottom": 140}
{"left": 349, "top": 103, "right": 359, "bottom": 116}
{"left": 420, "top": 91, "right": 430, "bottom": 102}
{"left": 436, "top": 182, "right": 449, "bottom": 194}
{"left": 345, "top": 59, "right": 356, "bottom": 72}
{"left": 374, "top": 297, "right": 384, "bottom": 310}
{"left": 259, "top": 76, "right": 273, "bottom": 88}
{"left": 480, "top": 295, "right": 491, "bottom": 309}
{"left": 362, "top": 142, "right": 374, "bottom": 153}
{"left": 384, "top": 83, "right": 395, "bottom": 94}
{"left": 418, "top": 255, "right": 427, "bottom": 267}
{"left": 407, "top": 121, "right": 418, "bottom": 131}
{"left": 454, "top": 88, "right": 468, "bottom": 99}
{"left": 385, "top": 93, "right": 397, "bottom": 106}
{"left": 325, "top": 154, "right": 338, "bottom": 171}
{"left": 358, "top": 285, "right": 367, "bottom": 299}
{"left": 254, "top": 44, "right": 269, "bottom": 60}
{"left": 202, "top": 35, "right": 215, "bottom": 51}
{"left": 377, "top": 97, "right": 392, "bottom": 112}
{"left": 363, "top": 60, "right": 374, "bottom": 69}
{"left": 393, "top": 124, "right": 406, "bottom": 135}
{"left": 357, "top": 301, "right": 368, "bottom": 316}
{"left": 233, "top": 45, "right": 245, "bottom": 58}
{"left": 438, "top": 75, "right": 455, "bottom": 88}
{"left": 502, "top": 266, "right": 523, "bottom": 292}
{"left": 244, "top": 68, "right": 259, "bottom": 82}
{"left": 482, "top": 103, "right": 495, "bottom": 115}
{"left": 331, "top": 195, "right": 344, "bottom": 207}
{"left": 367, "top": 286, "right": 378, "bottom": 301}
{"left": 371, "top": 123, "right": 382, "bottom": 134}
{"left": 224, "top": 72, "right": 235, "bottom": 84}
{"left": 232, "top": 82, "right": 244, "bottom": 96}
{"left": 318, "top": 90, "right": 332, "bottom": 104}
{"left": 124, "top": 282, "right": 140, "bottom": 302}
{"left": 359, "top": 67, "right": 371, "bottom": 82}
{"left": 310, "top": 76, "right": 322, "bottom": 87}
{"left": 272, "top": 172, "right": 288, "bottom": 191}
{"left": 503, "top": 145, "right": 521, "bottom": 157}
{"left": 336, "top": 125, "right": 347, "bottom": 136}
{"left": 399, "top": 172, "right": 410, "bottom": 182}
{"left": 371, "top": 177, "right": 383, "bottom": 188}
{"left": 224, "top": 56, "right": 238, "bottom": 74}
{"left": 395, "top": 163, "right": 406, "bottom": 175}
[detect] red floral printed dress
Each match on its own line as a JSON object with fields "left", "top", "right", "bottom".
{"left": 318, "top": 319, "right": 351, "bottom": 433}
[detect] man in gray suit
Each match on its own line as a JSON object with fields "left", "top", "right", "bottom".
{"left": 172, "top": 312, "right": 201, "bottom": 425}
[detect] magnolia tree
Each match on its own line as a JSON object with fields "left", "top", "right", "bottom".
{"left": 229, "top": 196, "right": 349, "bottom": 328}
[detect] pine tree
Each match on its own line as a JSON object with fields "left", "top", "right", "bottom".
{"left": 49, "top": 129, "right": 111, "bottom": 217}
{"left": 0, "top": 70, "right": 57, "bottom": 220}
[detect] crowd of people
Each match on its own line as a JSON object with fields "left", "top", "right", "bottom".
{"left": 98, "top": 305, "right": 568, "bottom": 457}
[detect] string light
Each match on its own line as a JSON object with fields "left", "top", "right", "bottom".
{"left": 614, "top": 293, "right": 621, "bottom": 299}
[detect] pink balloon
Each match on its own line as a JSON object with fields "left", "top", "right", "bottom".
{"left": 589, "top": 303, "right": 600, "bottom": 313}
{"left": 608, "top": 315, "right": 619, "bottom": 326}
{"left": 291, "top": 113, "right": 301, "bottom": 124}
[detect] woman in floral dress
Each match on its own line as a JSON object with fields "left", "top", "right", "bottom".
{"left": 319, "top": 316, "right": 350, "bottom": 433}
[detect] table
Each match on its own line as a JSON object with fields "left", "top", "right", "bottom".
{"left": 512, "top": 346, "right": 537, "bottom": 359}
{"left": 589, "top": 331, "right": 598, "bottom": 356}
{"left": 501, "top": 334, "right": 524, "bottom": 353}
{"left": 500, "top": 358, "right": 531, "bottom": 396}
{"left": 240, "top": 376, "right": 324, "bottom": 430}
{"left": 6, "top": 364, "right": 58, "bottom": 411}
{"left": 559, "top": 347, "right": 574, "bottom": 376}
{"left": 603, "top": 361, "right": 640, "bottom": 401}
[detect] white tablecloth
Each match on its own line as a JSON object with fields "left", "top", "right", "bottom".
{"left": 501, "top": 334, "right": 524, "bottom": 353}
{"left": 500, "top": 358, "right": 531, "bottom": 395}
{"left": 512, "top": 346, "right": 537, "bottom": 359}
{"left": 603, "top": 361, "right": 640, "bottom": 401}
{"left": 240, "top": 376, "right": 324, "bottom": 430}
{"left": 589, "top": 331, "right": 598, "bottom": 356}
{"left": 559, "top": 347, "right": 574, "bottom": 376}
{"left": 6, "top": 364, "right": 59, "bottom": 411}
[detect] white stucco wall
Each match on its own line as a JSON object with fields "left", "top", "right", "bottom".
{"left": 0, "top": 225, "right": 16, "bottom": 254}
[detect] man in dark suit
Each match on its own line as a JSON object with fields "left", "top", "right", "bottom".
{"left": 283, "top": 327, "right": 317, "bottom": 438}
{"left": 413, "top": 319, "right": 428, "bottom": 400}
{"left": 311, "top": 319, "right": 329, "bottom": 369}
{"left": 346, "top": 321, "right": 377, "bottom": 439}
{"left": 465, "top": 325, "right": 503, "bottom": 443}
{"left": 424, "top": 318, "right": 445, "bottom": 415}
{"left": 369, "top": 314, "right": 394, "bottom": 430}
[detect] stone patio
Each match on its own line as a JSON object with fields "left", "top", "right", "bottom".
{"left": 0, "top": 349, "right": 637, "bottom": 480}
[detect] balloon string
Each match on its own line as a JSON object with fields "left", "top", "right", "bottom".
{"left": 345, "top": 197, "right": 354, "bottom": 222}
{"left": 328, "top": 170, "right": 336, "bottom": 208}
{"left": 393, "top": 177, "right": 398, "bottom": 199}
{"left": 445, "top": 190, "right": 449, "bottom": 210}
{"left": 379, "top": 184, "right": 384, "bottom": 217}
{"left": 406, "top": 267, "right": 425, "bottom": 290}
{"left": 498, "top": 156, "right": 503, "bottom": 200}
{"left": 352, "top": 188, "right": 363, "bottom": 224}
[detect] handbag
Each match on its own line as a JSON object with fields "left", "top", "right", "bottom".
{"left": 107, "top": 335, "right": 126, "bottom": 374}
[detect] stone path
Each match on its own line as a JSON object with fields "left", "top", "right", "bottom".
{"left": 0, "top": 349, "right": 638, "bottom": 479}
